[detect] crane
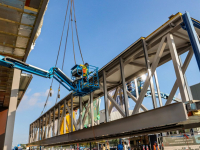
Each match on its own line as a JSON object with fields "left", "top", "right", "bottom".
{"left": 0, "top": 55, "right": 99, "bottom": 97}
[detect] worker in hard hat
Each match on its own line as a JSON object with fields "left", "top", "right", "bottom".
{"left": 80, "top": 63, "right": 89, "bottom": 82}
{"left": 153, "top": 141, "right": 159, "bottom": 150}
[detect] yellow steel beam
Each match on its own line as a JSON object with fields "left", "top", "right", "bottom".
{"left": 24, "top": 6, "right": 38, "bottom": 13}
{"left": 0, "top": 30, "right": 30, "bottom": 39}
{"left": 0, "top": 3, "right": 37, "bottom": 17}
{"left": 0, "top": 17, "right": 33, "bottom": 28}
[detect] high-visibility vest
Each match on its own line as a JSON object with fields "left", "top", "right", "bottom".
{"left": 153, "top": 145, "right": 159, "bottom": 150}
{"left": 80, "top": 64, "right": 88, "bottom": 76}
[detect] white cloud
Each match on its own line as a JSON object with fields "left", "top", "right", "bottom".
{"left": 17, "top": 88, "right": 55, "bottom": 112}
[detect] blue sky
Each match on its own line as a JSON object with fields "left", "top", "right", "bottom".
{"left": 13, "top": 0, "right": 200, "bottom": 146}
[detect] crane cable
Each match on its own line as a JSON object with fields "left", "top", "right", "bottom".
{"left": 40, "top": 0, "right": 70, "bottom": 115}
{"left": 72, "top": 0, "right": 84, "bottom": 64}
{"left": 70, "top": 0, "right": 76, "bottom": 65}
{"left": 55, "top": 0, "right": 85, "bottom": 103}
{"left": 55, "top": 1, "right": 72, "bottom": 104}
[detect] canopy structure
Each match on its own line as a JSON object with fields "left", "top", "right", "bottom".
{"left": 0, "top": 0, "right": 48, "bottom": 108}
{"left": 0, "top": 0, "right": 49, "bottom": 149}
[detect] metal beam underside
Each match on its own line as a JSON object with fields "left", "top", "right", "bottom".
{"left": 28, "top": 103, "right": 188, "bottom": 146}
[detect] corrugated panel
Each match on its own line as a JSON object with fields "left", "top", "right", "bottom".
{"left": 21, "top": 13, "right": 36, "bottom": 26}
{"left": 0, "top": 6, "right": 22, "bottom": 22}
{"left": 15, "top": 37, "right": 29, "bottom": 48}
{"left": 0, "top": 33, "right": 17, "bottom": 45}
{"left": 18, "top": 25, "right": 32, "bottom": 37}
{"left": 0, "top": 20, "right": 19, "bottom": 34}
{"left": 0, "top": 0, "right": 25, "bottom": 9}
{"left": 13, "top": 48, "right": 25, "bottom": 56}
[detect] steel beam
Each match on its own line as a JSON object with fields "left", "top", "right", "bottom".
{"left": 167, "top": 34, "right": 189, "bottom": 103}
{"left": 154, "top": 70, "right": 163, "bottom": 107}
{"left": 108, "top": 87, "right": 120, "bottom": 114}
{"left": 28, "top": 103, "right": 188, "bottom": 146}
{"left": 39, "top": 118, "right": 41, "bottom": 140}
{"left": 132, "top": 36, "right": 167, "bottom": 114}
{"left": 165, "top": 49, "right": 193, "bottom": 105}
{"left": 82, "top": 99, "right": 91, "bottom": 125}
{"left": 42, "top": 115, "right": 45, "bottom": 139}
{"left": 65, "top": 99, "right": 78, "bottom": 131}
{"left": 107, "top": 94, "right": 126, "bottom": 117}
{"left": 182, "top": 12, "right": 200, "bottom": 71}
{"left": 119, "top": 57, "right": 129, "bottom": 116}
{"left": 103, "top": 70, "right": 109, "bottom": 122}
{"left": 142, "top": 39, "right": 157, "bottom": 108}
{"left": 126, "top": 90, "right": 148, "bottom": 111}
{"left": 129, "top": 62, "right": 146, "bottom": 68}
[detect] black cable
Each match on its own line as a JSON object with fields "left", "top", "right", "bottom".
{"left": 56, "top": 7, "right": 72, "bottom": 104}
{"left": 70, "top": 0, "right": 76, "bottom": 65}
{"left": 72, "top": 0, "right": 84, "bottom": 64}
{"left": 40, "top": 0, "right": 70, "bottom": 115}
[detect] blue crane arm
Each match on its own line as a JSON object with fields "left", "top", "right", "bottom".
{"left": 0, "top": 55, "right": 75, "bottom": 91}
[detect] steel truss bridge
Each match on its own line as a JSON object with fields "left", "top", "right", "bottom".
{"left": 28, "top": 12, "right": 200, "bottom": 147}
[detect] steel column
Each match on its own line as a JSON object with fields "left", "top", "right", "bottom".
{"left": 57, "top": 105, "right": 60, "bottom": 135}
{"left": 3, "top": 69, "right": 21, "bottom": 150}
{"left": 134, "top": 79, "right": 139, "bottom": 99}
{"left": 42, "top": 116, "right": 45, "bottom": 139}
{"left": 103, "top": 70, "right": 109, "bottom": 122}
{"left": 71, "top": 94, "right": 73, "bottom": 132}
{"left": 119, "top": 57, "right": 129, "bottom": 116}
{"left": 132, "top": 36, "right": 167, "bottom": 114}
{"left": 182, "top": 12, "right": 200, "bottom": 71}
{"left": 45, "top": 114, "right": 48, "bottom": 139}
{"left": 53, "top": 108, "right": 55, "bottom": 136}
{"left": 154, "top": 70, "right": 163, "bottom": 107}
{"left": 39, "top": 118, "right": 41, "bottom": 140}
{"left": 90, "top": 92, "right": 94, "bottom": 126}
{"left": 64, "top": 100, "right": 66, "bottom": 134}
{"left": 79, "top": 97, "right": 83, "bottom": 129}
{"left": 142, "top": 39, "right": 157, "bottom": 108}
{"left": 48, "top": 111, "right": 51, "bottom": 138}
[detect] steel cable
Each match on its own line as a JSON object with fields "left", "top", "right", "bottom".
{"left": 40, "top": 0, "right": 70, "bottom": 115}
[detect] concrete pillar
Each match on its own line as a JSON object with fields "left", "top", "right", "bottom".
{"left": 0, "top": 108, "right": 8, "bottom": 149}
{"left": 3, "top": 69, "right": 21, "bottom": 150}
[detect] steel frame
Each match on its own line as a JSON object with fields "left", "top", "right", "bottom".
{"left": 28, "top": 12, "right": 200, "bottom": 147}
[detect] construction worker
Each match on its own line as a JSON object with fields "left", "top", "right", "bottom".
{"left": 80, "top": 63, "right": 89, "bottom": 82}
{"left": 153, "top": 141, "right": 159, "bottom": 150}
